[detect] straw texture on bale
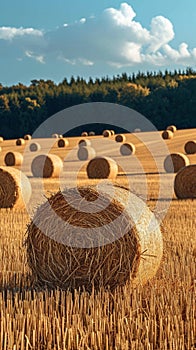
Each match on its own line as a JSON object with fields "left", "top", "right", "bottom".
{"left": 110, "top": 130, "right": 115, "bottom": 135}
{"left": 77, "top": 146, "right": 96, "bottom": 161}
{"left": 26, "top": 184, "right": 163, "bottom": 291}
{"left": 57, "top": 138, "right": 69, "bottom": 148}
{"left": 184, "top": 140, "right": 196, "bottom": 154}
{"left": 4, "top": 152, "right": 23, "bottom": 166}
{"left": 89, "top": 131, "right": 95, "bottom": 136}
{"left": 174, "top": 164, "right": 196, "bottom": 199}
{"left": 164, "top": 153, "right": 190, "bottom": 173}
{"left": 0, "top": 137, "right": 4, "bottom": 142}
{"left": 31, "top": 154, "right": 63, "bottom": 178}
{"left": 16, "top": 138, "right": 25, "bottom": 146}
{"left": 29, "top": 142, "right": 41, "bottom": 152}
{"left": 115, "top": 134, "right": 126, "bottom": 143}
{"left": 166, "top": 125, "right": 177, "bottom": 133}
{"left": 0, "top": 166, "right": 31, "bottom": 208}
{"left": 78, "top": 139, "right": 91, "bottom": 147}
{"left": 103, "top": 130, "right": 111, "bottom": 137}
{"left": 81, "top": 132, "right": 88, "bottom": 137}
{"left": 24, "top": 134, "right": 32, "bottom": 140}
{"left": 52, "top": 133, "right": 59, "bottom": 138}
{"left": 87, "top": 156, "right": 118, "bottom": 179}
{"left": 120, "top": 142, "right": 136, "bottom": 156}
{"left": 161, "top": 130, "right": 173, "bottom": 140}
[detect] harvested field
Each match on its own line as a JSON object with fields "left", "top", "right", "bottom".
{"left": 0, "top": 128, "right": 195, "bottom": 349}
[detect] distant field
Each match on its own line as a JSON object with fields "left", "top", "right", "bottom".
{"left": 0, "top": 129, "right": 195, "bottom": 349}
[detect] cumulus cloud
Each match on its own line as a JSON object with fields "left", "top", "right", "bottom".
{"left": 0, "top": 2, "right": 196, "bottom": 71}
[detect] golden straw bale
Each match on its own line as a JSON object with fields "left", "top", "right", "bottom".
{"left": 0, "top": 137, "right": 4, "bottom": 142}
{"left": 174, "top": 164, "right": 196, "bottom": 199}
{"left": 184, "top": 140, "right": 196, "bottom": 154}
{"left": 26, "top": 184, "right": 163, "bottom": 291}
{"left": 166, "top": 125, "right": 177, "bottom": 133}
{"left": 16, "top": 138, "right": 25, "bottom": 146}
{"left": 164, "top": 153, "right": 190, "bottom": 173}
{"left": 120, "top": 142, "right": 136, "bottom": 156}
{"left": 161, "top": 130, "right": 173, "bottom": 140}
{"left": 58, "top": 138, "right": 69, "bottom": 148}
{"left": 103, "top": 130, "right": 111, "bottom": 137}
{"left": 31, "top": 154, "right": 63, "bottom": 178}
{"left": 58, "top": 134, "right": 63, "bottom": 138}
{"left": 87, "top": 156, "right": 118, "bottom": 179}
{"left": 89, "top": 131, "right": 95, "bottom": 136}
{"left": 24, "top": 134, "right": 32, "bottom": 140}
{"left": 115, "top": 134, "right": 126, "bottom": 142}
{"left": 81, "top": 132, "right": 88, "bottom": 137}
{"left": 78, "top": 139, "right": 91, "bottom": 147}
{"left": 77, "top": 146, "right": 96, "bottom": 161}
{"left": 29, "top": 142, "right": 41, "bottom": 152}
{"left": 51, "top": 133, "right": 59, "bottom": 138}
{"left": 110, "top": 130, "right": 115, "bottom": 135}
{"left": 0, "top": 166, "right": 31, "bottom": 208}
{"left": 4, "top": 152, "right": 23, "bottom": 166}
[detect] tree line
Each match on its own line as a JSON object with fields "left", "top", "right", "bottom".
{"left": 0, "top": 68, "right": 196, "bottom": 138}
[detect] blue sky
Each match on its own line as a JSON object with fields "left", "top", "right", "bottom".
{"left": 0, "top": 0, "right": 196, "bottom": 85}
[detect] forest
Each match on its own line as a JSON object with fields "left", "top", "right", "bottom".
{"left": 0, "top": 68, "right": 196, "bottom": 138}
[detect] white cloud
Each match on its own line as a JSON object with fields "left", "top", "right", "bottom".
{"left": 0, "top": 2, "right": 196, "bottom": 71}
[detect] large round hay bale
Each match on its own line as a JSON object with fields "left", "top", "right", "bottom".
{"left": 166, "top": 125, "right": 177, "bottom": 133}
{"left": 164, "top": 153, "right": 190, "bottom": 173}
{"left": 77, "top": 146, "right": 96, "bottom": 161}
{"left": 4, "top": 152, "right": 23, "bottom": 166}
{"left": 31, "top": 154, "right": 63, "bottom": 178}
{"left": 57, "top": 138, "right": 69, "bottom": 148}
{"left": 26, "top": 184, "right": 163, "bottom": 291}
{"left": 120, "top": 142, "right": 136, "bottom": 156}
{"left": 51, "top": 133, "right": 59, "bottom": 138}
{"left": 78, "top": 139, "right": 91, "bottom": 147}
{"left": 110, "top": 130, "right": 115, "bottom": 135}
{"left": 29, "top": 142, "right": 41, "bottom": 152}
{"left": 24, "top": 134, "right": 32, "bottom": 140}
{"left": 89, "top": 131, "right": 95, "bottom": 136}
{"left": 115, "top": 134, "right": 126, "bottom": 143}
{"left": 103, "top": 130, "right": 111, "bottom": 137}
{"left": 81, "top": 131, "right": 88, "bottom": 137}
{"left": 58, "top": 134, "right": 63, "bottom": 138}
{"left": 184, "top": 140, "right": 196, "bottom": 154}
{"left": 0, "top": 137, "right": 4, "bottom": 142}
{"left": 16, "top": 138, "right": 25, "bottom": 146}
{"left": 0, "top": 167, "right": 31, "bottom": 208}
{"left": 161, "top": 130, "right": 173, "bottom": 140}
{"left": 174, "top": 164, "right": 196, "bottom": 199}
{"left": 87, "top": 156, "right": 118, "bottom": 179}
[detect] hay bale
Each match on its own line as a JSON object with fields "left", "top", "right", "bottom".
{"left": 16, "top": 138, "right": 25, "bottom": 146}
{"left": 29, "top": 142, "right": 41, "bottom": 152}
{"left": 87, "top": 156, "right": 118, "bottom": 179}
{"left": 77, "top": 146, "right": 96, "bottom": 161}
{"left": 103, "top": 130, "right": 111, "bottom": 137}
{"left": 81, "top": 132, "right": 88, "bottom": 137}
{"left": 4, "top": 152, "right": 23, "bottom": 166}
{"left": 52, "top": 133, "right": 59, "bottom": 138}
{"left": 24, "top": 134, "right": 32, "bottom": 140}
{"left": 164, "top": 153, "right": 190, "bottom": 173}
{"left": 26, "top": 184, "right": 163, "bottom": 291}
{"left": 31, "top": 154, "right": 63, "bottom": 178}
{"left": 89, "top": 131, "right": 95, "bottom": 136}
{"left": 78, "top": 139, "right": 91, "bottom": 147}
{"left": 0, "top": 137, "right": 4, "bottom": 142}
{"left": 58, "top": 138, "right": 69, "bottom": 148}
{"left": 184, "top": 140, "right": 196, "bottom": 154}
{"left": 58, "top": 134, "right": 63, "bottom": 138}
{"left": 174, "top": 164, "right": 196, "bottom": 199}
{"left": 115, "top": 134, "right": 126, "bottom": 143}
{"left": 120, "top": 142, "right": 136, "bottom": 156}
{"left": 166, "top": 125, "right": 177, "bottom": 133}
{"left": 110, "top": 130, "right": 115, "bottom": 135}
{"left": 161, "top": 130, "right": 173, "bottom": 140}
{"left": 0, "top": 167, "right": 31, "bottom": 208}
